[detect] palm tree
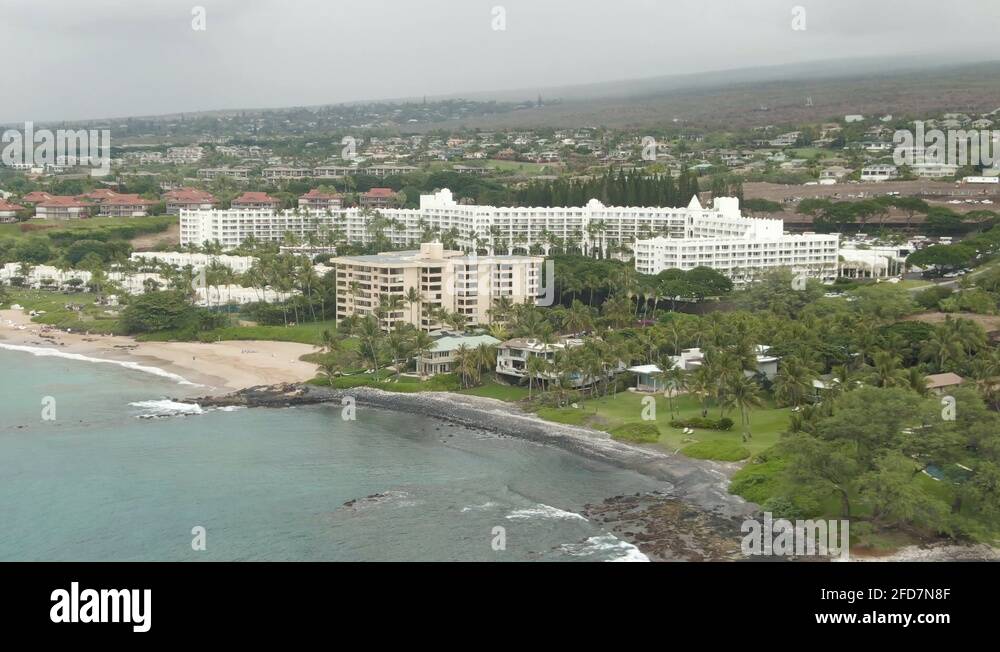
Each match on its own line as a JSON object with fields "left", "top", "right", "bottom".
{"left": 356, "top": 316, "right": 383, "bottom": 377}
{"left": 526, "top": 354, "right": 548, "bottom": 400}
{"left": 411, "top": 330, "right": 434, "bottom": 377}
{"left": 662, "top": 365, "right": 687, "bottom": 419}
{"left": 385, "top": 329, "right": 414, "bottom": 372}
{"left": 404, "top": 287, "right": 423, "bottom": 327}
{"left": 870, "top": 350, "right": 908, "bottom": 388}
{"left": 376, "top": 294, "right": 405, "bottom": 330}
{"left": 445, "top": 311, "right": 467, "bottom": 334}
{"left": 920, "top": 326, "right": 964, "bottom": 372}
{"left": 727, "top": 375, "right": 762, "bottom": 442}
{"left": 906, "top": 367, "right": 929, "bottom": 396}
{"left": 688, "top": 365, "right": 714, "bottom": 418}
{"left": 561, "top": 299, "right": 593, "bottom": 335}
{"left": 454, "top": 344, "right": 475, "bottom": 389}
{"left": 489, "top": 295, "right": 515, "bottom": 325}
{"left": 772, "top": 356, "right": 815, "bottom": 408}
{"left": 475, "top": 342, "right": 498, "bottom": 385}
{"left": 320, "top": 360, "right": 341, "bottom": 386}
{"left": 321, "top": 329, "right": 341, "bottom": 356}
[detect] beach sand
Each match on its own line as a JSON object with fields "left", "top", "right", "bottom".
{"left": 0, "top": 309, "right": 320, "bottom": 394}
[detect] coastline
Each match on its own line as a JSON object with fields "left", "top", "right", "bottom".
{"left": 6, "top": 307, "right": 996, "bottom": 561}
{"left": 192, "top": 382, "right": 757, "bottom": 520}
{"left": 0, "top": 309, "right": 320, "bottom": 394}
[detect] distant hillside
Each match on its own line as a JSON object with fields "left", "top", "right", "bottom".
{"left": 412, "top": 57, "right": 1000, "bottom": 131}
{"left": 20, "top": 55, "right": 1000, "bottom": 134}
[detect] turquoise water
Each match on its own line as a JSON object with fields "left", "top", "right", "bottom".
{"left": 0, "top": 349, "right": 662, "bottom": 561}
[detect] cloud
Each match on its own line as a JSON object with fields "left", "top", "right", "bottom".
{"left": 2, "top": 0, "right": 999, "bottom": 122}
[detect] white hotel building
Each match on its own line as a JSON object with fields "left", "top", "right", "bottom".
{"left": 180, "top": 189, "right": 837, "bottom": 283}
{"left": 130, "top": 251, "right": 256, "bottom": 274}
{"left": 184, "top": 189, "right": 771, "bottom": 252}
{"left": 633, "top": 219, "right": 839, "bottom": 285}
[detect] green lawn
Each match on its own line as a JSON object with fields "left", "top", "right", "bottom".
{"left": 3, "top": 289, "right": 123, "bottom": 334}
{"left": 789, "top": 148, "right": 835, "bottom": 160}
{"left": 0, "top": 215, "right": 175, "bottom": 243}
{"left": 458, "top": 381, "right": 530, "bottom": 401}
{"left": 308, "top": 371, "right": 462, "bottom": 393}
{"left": 535, "top": 392, "right": 791, "bottom": 460}
{"left": 138, "top": 320, "right": 346, "bottom": 346}
{"left": 481, "top": 159, "right": 560, "bottom": 174}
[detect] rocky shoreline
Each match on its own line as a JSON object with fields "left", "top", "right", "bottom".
{"left": 184, "top": 382, "right": 1000, "bottom": 562}
{"left": 187, "top": 382, "right": 756, "bottom": 520}
{"left": 581, "top": 492, "right": 749, "bottom": 561}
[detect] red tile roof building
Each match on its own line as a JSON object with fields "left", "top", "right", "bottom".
{"left": 21, "top": 191, "right": 53, "bottom": 204}
{"left": 360, "top": 187, "right": 398, "bottom": 209}
{"left": 0, "top": 200, "right": 26, "bottom": 223}
{"left": 77, "top": 189, "right": 120, "bottom": 202}
{"left": 97, "top": 194, "right": 156, "bottom": 217}
{"left": 34, "top": 196, "right": 93, "bottom": 220}
{"left": 298, "top": 188, "right": 343, "bottom": 212}
{"left": 163, "top": 188, "right": 218, "bottom": 215}
{"left": 231, "top": 191, "right": 280, "bottom": 210}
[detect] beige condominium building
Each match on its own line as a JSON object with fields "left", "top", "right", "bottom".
{"left": 332, "top": 242, "right": 543, "bottom": 331}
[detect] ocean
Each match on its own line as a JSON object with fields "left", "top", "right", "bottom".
{"left": 0, "top": 347, "right": 663, "bottom": 561}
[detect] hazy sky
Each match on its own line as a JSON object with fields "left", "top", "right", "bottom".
{"left": 4, "top": 0, "right": 999, "bottom": 122}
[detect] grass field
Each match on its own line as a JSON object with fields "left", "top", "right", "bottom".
{"left": 0, "top": 216, "right": 176, "bottom": 243}
{"left": 458, "top": 381, "right": 530, "bottom": 401}
{"left": 535, "top": 392, "right": 791, "bottom": 460}
{"left": 186, "top": 321, "right": 342, "bottom": 346}
{"left": 480, "top": 159, "right": 560, "bottom": 174}
{"left": 308, "top": 371, "right": 462, "bottom": 392}
{"left": 3, "top": 289, "right": 123, "bottom": 334}
{"left": 789, "top": 148, "right": 836, "bottom": 160}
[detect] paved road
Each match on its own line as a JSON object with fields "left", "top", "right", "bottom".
{"left": 904, "top": 262, "right": 996, "bottom": 293}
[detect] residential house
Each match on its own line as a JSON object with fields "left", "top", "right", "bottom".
{"left": 925, "top": 373, "right": 964, "bottom": 396}
{"left": 0, "top": 200, "right": 25, "bottom": 223}
{"left": 299, "top": 188, "right": 343, "bottom": 212}
{"left": 417, "top": 334, "right": 501, "bottom": 376}
{"left": 98, "top": 194, "right": 156, "bottom": 217}
{"left": 360, "top": 187, "right": 398, "bottom": 209}
{"left": 164, "top": 188, "right": 217, "bottom": 215}
{"left": 33, "top": 196, "right": 92, "bottom": 220}
{"left": 231, "top": 191, "right": 280, "bottom": 210}
{"left": 860, "top": 165, "right": 899, "bottom": 182}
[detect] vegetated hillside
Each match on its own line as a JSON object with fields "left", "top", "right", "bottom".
{"left": 412, "top": 60, "right": 1000, "bottom": 131}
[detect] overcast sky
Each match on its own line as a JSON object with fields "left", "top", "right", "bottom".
{"left": 4, "top": 0, "right": 999, "bottom": 122}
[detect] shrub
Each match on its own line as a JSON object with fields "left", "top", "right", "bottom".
{"left": 761, "top": 496, "right": 808, "bottom": 520}
{"left": 914, "top": 285, "right": 953, "bottom": 310}
{"left": 120, "top": 290, "right": 223, "bottom": 335}
{"left": 610, "top": 423, "right": 661, "bottom": 443}
{"left": 670, "top": 416, "right": 733, "bottom": 431}
{"left": 729, "top": 456, "right": 789, "bottom": 503}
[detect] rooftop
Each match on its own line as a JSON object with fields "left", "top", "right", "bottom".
{"left": 165, "top": 188, "right": 216, "bottom": 202}
{"left": 925, "top": 372, "right": 965, "bottom": 389}
{"left": 232, "top": 191, "right": 278, "bottom": 204}
{"left": 427, "top": 334, "right": 500, "bottom": 353}
{"left": 333, "top": 242, "right": 541, "bottom": 265}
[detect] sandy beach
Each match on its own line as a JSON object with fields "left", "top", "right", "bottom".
{"left": 0, "top": 309, "right": 320, "bottom": 393}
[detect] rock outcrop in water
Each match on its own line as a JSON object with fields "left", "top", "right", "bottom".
{"left": 193, "top": 382, "right": 330, "bottom": 408}
{"left": 582, "top": 493, "right": 748, "bottom": 561}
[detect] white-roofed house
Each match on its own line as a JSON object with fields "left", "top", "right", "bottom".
{"left": 417, "top": 334, "right": 500, "bottom": 377}
{"left": 627, "top": 364, "right": 664, "bottom": 392}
